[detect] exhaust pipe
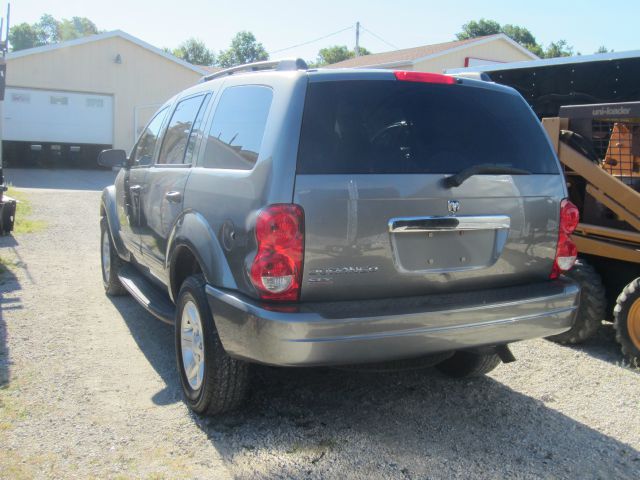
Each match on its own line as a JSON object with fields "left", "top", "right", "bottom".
{"left": 496, "top": 345, "right": 516, "bottom": 363}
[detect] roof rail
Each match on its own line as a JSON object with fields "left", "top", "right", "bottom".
{"left": 200, "top": 58, "right": 308, "bottom": 83}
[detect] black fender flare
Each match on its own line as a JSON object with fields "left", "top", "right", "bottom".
{"left": 100, "top": 186, "right": 131, "bottom": 262}
{"left": 166, "top": 210, "right": 237, "bottom": 302}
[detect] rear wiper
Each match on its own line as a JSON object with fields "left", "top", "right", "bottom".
{"left": 443, "top": 164, "right": 531, "bottom": 188}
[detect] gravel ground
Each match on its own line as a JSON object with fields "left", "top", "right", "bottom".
{"left": 1, "top": 169, "right": 639, "bottom": 479}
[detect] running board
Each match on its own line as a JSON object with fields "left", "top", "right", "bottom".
{"left": 118, "top": 264, "right": 176, "bottom": 324}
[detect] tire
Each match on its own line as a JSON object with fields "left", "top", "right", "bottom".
{"left": 175, "top": 274, "right": 250, "bottom": 415}
{"left": 435, "top": 351, "right": 501, "bottom": 378}
{"left": 613, "top": 278, "right": 640, "bottom": 365}
{"left": 100, "top": 217, "right": 127, "bottom": 296}
{"left": 338, "top": 352, "right": 455, "bottom": 372}
{"left": 547, "top": 259, "right": 605, "bottom": 344}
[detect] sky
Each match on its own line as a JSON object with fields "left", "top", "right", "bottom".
{"left": 6, "top": 0, "right": 640, "bottom": 61}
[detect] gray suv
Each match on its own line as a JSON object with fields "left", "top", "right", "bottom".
{"left": 99, "top": 60, "right": 580, "bottom": 415}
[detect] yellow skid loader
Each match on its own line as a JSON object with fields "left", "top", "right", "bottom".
{"left": 543, "top": 103, "right": 640, "bottom": 364}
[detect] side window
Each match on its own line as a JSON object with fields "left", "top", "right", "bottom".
{"left": 184, "top": 93, "right": 211, "bottom": 165}
{"left": 131, "top": 107, "right": 169, "bottom": 167}
{"left": 201, "top": 85, "right": 273, "bottom": 170}
{"left": 157, "top": 95, "right": 206, "bottom": 165}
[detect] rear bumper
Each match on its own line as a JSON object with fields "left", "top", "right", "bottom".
{"left": 206, "top": 279, "right": 579, "bottom": 366}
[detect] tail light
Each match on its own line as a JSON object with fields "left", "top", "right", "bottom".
{"left": 394, "top": 71, "right": 457, "bottom": 85}
{"left": 550, "top": 199, "right": 580, "bottom": 279}
{"left": 250, "top": 204, "right": 304, "bottom": 301}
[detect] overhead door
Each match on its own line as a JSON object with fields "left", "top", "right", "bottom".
{"left": 3, "top": 87, "right": 113, "bottom": 145}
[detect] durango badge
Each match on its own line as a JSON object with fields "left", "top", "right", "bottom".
{"left": 448, "top": 200, "right": 460, "bottom": 215}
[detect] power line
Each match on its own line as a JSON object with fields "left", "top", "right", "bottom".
{"left": 269, "top": 25, "right": 354, "bottom": 55}
{"left": 360, "top": 25, "right": 399, "bottom": 50}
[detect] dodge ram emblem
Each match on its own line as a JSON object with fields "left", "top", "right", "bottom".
{"left": 448, "top": 200, "right": 460, "bottom": 215}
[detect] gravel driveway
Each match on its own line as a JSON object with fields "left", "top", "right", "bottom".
{"left": 1, "top": 168, "right": 639, "bottom": 479}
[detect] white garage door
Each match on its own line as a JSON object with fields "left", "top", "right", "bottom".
{"left": 3, "top": 87, "right": 113, "bottom": 145}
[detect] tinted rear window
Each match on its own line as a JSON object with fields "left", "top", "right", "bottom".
{"left": 297, "top": 80, "right": 559, "bottom": 175}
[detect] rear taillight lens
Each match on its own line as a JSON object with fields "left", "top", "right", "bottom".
{"left": 394, "top": 71, "right": 457, "bottom": 85}
{"left": 550, "top": 199, "right": 579, "bottom": 279}
{"left": 560, "top": 199, "right": 580, "bottom": 234}
{"left": 250, "top": 204, "right": 304, "bottom": 301}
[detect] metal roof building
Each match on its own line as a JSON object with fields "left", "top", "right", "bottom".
{"left": 4, "top": 30, "right": 207, "bottom": 167}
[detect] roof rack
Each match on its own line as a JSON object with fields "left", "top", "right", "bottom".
{"left": 201, "top": 58, "right": 308, "bottom": 83}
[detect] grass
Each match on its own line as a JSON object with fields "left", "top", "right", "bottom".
{"left": 0, "top": 451, "right": 58, "bottom": 480}
{"left": 0, "top": 256, "right": 14, "bottom": 275}
{"left": 0, "top": 255, "right": 22, "bottom": 284}
{"left": 0, "top": 373, "right": 55, "bottom": 478}
{"left": 4, "top": 187, "right": 47, "bottom": 234}
{"left": 0, "top": 247, "right": 27, "bottom": 283}
{"left": 0, "top": 373, "right": 31, "bottom": 426}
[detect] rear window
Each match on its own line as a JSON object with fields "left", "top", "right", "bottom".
{"left": 297, "top": 80, "right": 559, "bottom": 175}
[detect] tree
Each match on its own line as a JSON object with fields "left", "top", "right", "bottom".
{"left": 37, "top": 14, "right": 59, "bottom": 44}
{"left": 501, "top": 24, "right": 537, "bottom": 47}
{"left": 456, "top": 19, "right": 501, "bottom": 40}
{"left": 58, "top": 17, "right": 99, "bottom": 41}
{"left": 217, "top": 31, "right": 268, "bottom": 68}
{"left": 543, "top": 40, "right": 574, "bottom": 58}
{"left": 456, "top": 18, "right": 543, "bottom": 56}
{"left": 9, "top": 14, "right": 99, "bottom": 51}
{"left": 456, "top": 19, "right": 544, "bottom": 56}
{"left": 172, "top": 38, "right": 215, "bottom": 65}
{"left": 8, "top": 23, "right": 43, "bottom": 51}
{"left": 501, "top": 24, "right": 543, "bottom": 56}
{"left": 315, "top": 45, "right": 371, "bottom": 66}
{"left": 456, "top": 18, "right": 575, "bottom": 59}
{"left": 595, "top": 45, "right": 613, "bottom": 54}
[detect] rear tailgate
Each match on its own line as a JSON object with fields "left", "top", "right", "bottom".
{"left": 294, "top": 75, "right": 565, "bottom": 301}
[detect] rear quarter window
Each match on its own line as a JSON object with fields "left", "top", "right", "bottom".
{"left": 201, "top": 85, "right": 273, "bottom": 170}
{"left": 297, "top": 80, "right": 559, "bottom": 175}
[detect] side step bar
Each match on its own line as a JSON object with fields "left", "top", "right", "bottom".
{"left": 118, "top": 264, "right": 176, "bottom": 324}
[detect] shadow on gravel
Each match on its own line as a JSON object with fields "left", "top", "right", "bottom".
{"left": 0, "top": 252, "right": 22, "bottom": 388}
{"left": 111, "top": 296, "right": 640, "bottom": 479}
{"left": 557, "top": 323, "right": 639, "bottom": 374}
{"left": 4, "top": 168, "right": 117, "bottom": 191}
{"left": 108, "top": 296, "right": 180, "bottom": 405}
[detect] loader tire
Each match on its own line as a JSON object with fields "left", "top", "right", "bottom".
{"left": 547, "top": 259, "right": 605, "bottom": 344}
{"left": 613, "top": 278, "right": 640, "bottom": 365}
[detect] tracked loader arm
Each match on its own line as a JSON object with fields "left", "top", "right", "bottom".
{"left": 543, "top": 117, "right": 640, "bottom": 263}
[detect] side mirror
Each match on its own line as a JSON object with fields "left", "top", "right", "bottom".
{"left": 98, "top": 149, "right": 127, "bottom": 168}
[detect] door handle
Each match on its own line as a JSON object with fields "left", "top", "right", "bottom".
{"left": 129, "top": 184, "right": 143, "bottom": 193}
{"left": 165, "top": 191, "right": 183, "bottom": 203}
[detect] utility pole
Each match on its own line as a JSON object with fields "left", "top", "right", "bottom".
{"left": 0, "top": 4, "right": 8, "bottom": 189}
{"left": 355, "top": 21, "right": 360, "bottom": 57}
{"left": 0, "top": 3, "right": 13, "bottom": 235}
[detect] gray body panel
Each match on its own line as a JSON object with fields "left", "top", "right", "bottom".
{"left": 295, "top": 174, "right": 564, "bottom": 301}
{"left": 207, "top": 278, "right": 578, "bottom": 366}
{"left": 138, "top": 165, "right": 192, "bottom": 282}
{"left": 180, "top": 71, "right": 308, "bottom": 294}
{"left": 100, "top": 184, "right": 131, "bottom": 262}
